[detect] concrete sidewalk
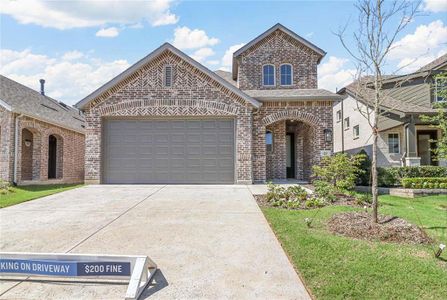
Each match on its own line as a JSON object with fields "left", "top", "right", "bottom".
{"left": 0, "top": 185, "right": 310, "bottom": 299}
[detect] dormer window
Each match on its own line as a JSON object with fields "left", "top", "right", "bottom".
{"left": 263, "top": 64, "right": 275, "bottom": 86}
{"left": 164, "top": 65, "right": 172, "bottom": 87}
{"left": 280, "top": 64, "right": 292, "bottom": 86}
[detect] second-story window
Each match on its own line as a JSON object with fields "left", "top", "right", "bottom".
{"left": 280, "top": 64, "right": 292, "bottom": 86}
{"left": 164, "top": 66, "right": 172, "bottom": 87}
{"left": 263, "top": 64, "right": 275, "bottom": 86}
{"left": 344, "top": 117, "right": 350, "bottom": 130}
{"left": 434, "top": 77, "right": 446, "bottom": 102}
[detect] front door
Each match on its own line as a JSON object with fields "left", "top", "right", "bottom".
{"left": 417, "top": 130, "right": 438, "bottom": 166}
{"left": 286, "top": 133, "right": 295, "bottom": 178}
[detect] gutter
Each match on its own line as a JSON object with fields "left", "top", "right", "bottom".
{"left": 13, "top": 114, "right": 24, "bottom": 185}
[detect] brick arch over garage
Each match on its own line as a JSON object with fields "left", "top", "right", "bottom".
{"left": 95, "top": 99, "right": 241, "bottom": 117}
{"left": 261, "top": 110, "right": 323, "bottom": 127}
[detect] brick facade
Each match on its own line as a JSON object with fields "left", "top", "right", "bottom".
{"left": 0, "top": 113, "right": 85, "bottom": 184}
{"left": 80, "top": 25, "right": 334, "bottom": 184}
{"left": 83, "top": 50, "right": 254, "bottom": 184}
{"left": 252, "top": 101, "right": 333, "bottom": 182}
{"left": 237, "top": 29, "right": 320, "bottom": 90}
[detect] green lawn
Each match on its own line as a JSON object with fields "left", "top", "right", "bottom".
{"left": 262, "top": 195, "right": 447, "bottom": 300}
{"left": 0, "top": 184, "right": 83, "bottom": 208}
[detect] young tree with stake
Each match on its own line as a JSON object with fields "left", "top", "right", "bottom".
{"left": 336, "top": 0, "right": 421, "bottom": 223}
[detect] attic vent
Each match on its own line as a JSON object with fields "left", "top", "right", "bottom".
{"left": 164, "top": 66, "right": 172, "bottom": 87}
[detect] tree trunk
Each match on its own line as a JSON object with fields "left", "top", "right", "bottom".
{"left": 371, "top": 128, "right": 379, "bottom": 223}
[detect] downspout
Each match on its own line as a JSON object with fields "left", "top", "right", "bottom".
{"left": 13, "top": 114, "right": 24, "bottom": 185}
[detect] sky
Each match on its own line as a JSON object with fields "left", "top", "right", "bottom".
{"left": 1, "top": 0, "right": 446, "bottom": 105}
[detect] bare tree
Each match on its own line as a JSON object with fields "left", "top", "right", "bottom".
{"left": 336, "top": 0, "right": 421, "bottom": 223}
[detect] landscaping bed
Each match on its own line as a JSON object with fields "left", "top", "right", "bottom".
{"left": 328, "top": 211, "right": 431, "bottom": 244}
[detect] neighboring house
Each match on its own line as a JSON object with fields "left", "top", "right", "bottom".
{"left": 0, "top": 75, "right": 85, "bottom": 185}
{"left": 76, "top": 23, "right": 341, "bottom": 184}
{"left": 333, "top": 54, "right": 447, "bottom": 167}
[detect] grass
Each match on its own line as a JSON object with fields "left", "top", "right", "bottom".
{"left": 0, "top": 184, "right": 83, "bottom": 208}
{"left": 262, "top": 195, "right": 447, "bottom": 300}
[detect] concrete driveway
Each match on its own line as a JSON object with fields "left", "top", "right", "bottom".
{"left": 0, "top": 185, "right": 310, "bottom": 299}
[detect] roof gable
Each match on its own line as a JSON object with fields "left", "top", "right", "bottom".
{"left": 75, "top": 43, "right": 260, "bottom": 110}
{"left": 232, "top": 23, "right": 326, "bottom": 79}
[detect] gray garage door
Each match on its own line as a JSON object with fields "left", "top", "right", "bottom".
{"left": 103, "top": 118, "right": 235, "bottom": 184}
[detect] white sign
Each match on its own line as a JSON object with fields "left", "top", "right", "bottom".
{"left": 0, "top": 252, "right": 157, "bottom": 300}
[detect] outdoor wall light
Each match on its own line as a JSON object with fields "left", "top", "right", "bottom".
{"left": 324, "top": 128, "right": 332, "bottom": 143}
{"left": 435, "top": 243, "right": 445, "bottom": 258}
{"left": 24, "top": 139, "right": 32, "bottom": 147}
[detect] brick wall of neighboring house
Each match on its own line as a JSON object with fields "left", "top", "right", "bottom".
{"left": 83, "top": 50, "right": 254, "bottom": 184}
{"left": 0, "top": 109, "right": 14, "bottom": 182}
{"left": 237, "top": 29, "right": 320, "bottom": 90}
{"left": 252, "top": 101, "right": 333, "bottom": 182}
{"left": 15, "top": 116, "right": 85, "bottom": 184}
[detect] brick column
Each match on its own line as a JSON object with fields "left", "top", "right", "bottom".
{"left": 84, "top": 109, "right": 101, "bottom": 184}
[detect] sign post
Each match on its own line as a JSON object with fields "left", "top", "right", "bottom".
{"left": 0, "top": 252, "right": 157, "bottom": 300}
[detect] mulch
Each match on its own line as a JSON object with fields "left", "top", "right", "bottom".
{"left": 327, "top": 212, "right": 431, "bottom": 244}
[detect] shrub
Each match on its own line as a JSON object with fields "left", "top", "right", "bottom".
{"left": 0, "top": 180, "right": 14, "bottom": 195}
{"left": 266, "top": 183, "right": 309, "bottom": 209}
{"left": 305, "top": 197, "right": 326, "bottom": 208}
{"left": 355, "top": 193, "right": 372, "bottom": 205}
{"left": 378, "top": 166, "right": 447, "bottom": 187}
{"left": 356, "top": 149, "right": 371, "bottom": 186}
{"left": 312, "top": 153, "right": 365, "bottom": 192}
{"left": 314, "top": 180, "right": 336, "bottom": 203}
{"left": 401, "top": 177, "right": 447, "bottom": 189}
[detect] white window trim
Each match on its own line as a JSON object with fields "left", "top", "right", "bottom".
{"left": 434, "top": 77, "right": 446, "bottom": 102}
{"left": 387, "top": 132, "right": 400, "bottom": 154}
{"left": 344, "top": 117, "right": 350, "bottom": 130}
{"left": 163, "top": 65, "right": 173, "bottom": 88}
{"left": 353, "top": 125, "right": 360, "bottom": 139}
{"left": 279, "top": 63, "right": 293, "bottom": 86}
{"left": 262, "top": 64, "right": 276, "bottom": 87}
{"left": 336, "top": 110, "right": 342, "bottom": 122}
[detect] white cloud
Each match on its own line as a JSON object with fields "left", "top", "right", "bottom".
{"left": 0, "top": 49, "right": 130, "bottom": 105}
{"left": 96, "top": 27, "right": 119, "bottom": 38}
{"left": 220, "top": 43, "right": 245, "bottom": 70}
{"left": 318, "top": 56, "right": 355, "bottom": 92}
{"left": 172, "top": 26, "right": 219, "bottom": 50}
{"left": 191, "top": 48, "right": 215, "bottom": 63}
{"left": 423, "top": 0, "right": 447, "bottom": 13}
{"left": 389, "top": 20, "right": 447, "bottom": 72}
{"left": 62, "top": 50, "right": 84, "bottom": 61}
{"left": 0, "top": 0, "right": 178, "bottom": 30}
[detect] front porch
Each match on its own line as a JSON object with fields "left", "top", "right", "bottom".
{"left": 252, "top": 108, "right": 333, "bottom": 183}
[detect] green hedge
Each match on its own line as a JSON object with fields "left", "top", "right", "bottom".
{"left": 401, "top": 177, "right": 447, "bottom": 189}
{"left": 378, "top": 166, "right": 447, "bottom": 187}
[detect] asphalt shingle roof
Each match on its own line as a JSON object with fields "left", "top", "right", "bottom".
{"left": 0, "top": 75, "right": 85, "bottom": 132}
{"left": 417, "top": 53, "right": 447, "bottom": 72}
{"left": 242, "top": 89, "right": 342, "bottom": 100}
{"left": 343, "top": 80, "right": 436, "bottom": 114}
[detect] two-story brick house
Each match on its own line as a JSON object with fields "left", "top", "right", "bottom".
{"left": 76, "top": 23, "right": 341, "bottom": 184}
{"left": 333, "top": 54, "right": 446, "bottom": 167}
